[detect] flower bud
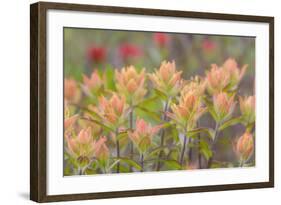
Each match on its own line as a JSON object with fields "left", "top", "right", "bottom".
{"left": 236, "top": 132, "right": 254, "bottom": 162}
{"left": 239, "top": 95, "right": 255, "bottom": 125}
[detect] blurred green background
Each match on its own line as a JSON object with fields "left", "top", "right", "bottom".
{"left": 64, "top": 27, "right": 255, "bottom": 96}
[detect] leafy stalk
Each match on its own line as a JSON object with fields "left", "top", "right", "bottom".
{"left": 207, "top": 122, "right": 220, "bottom": 168}
{"left": 156, "top": 98, "right": 170, "bottom": 171}
{"left": 116, "top": 129, "right": 120, "bottom": 173}
{"left": 140, "top": 153, "right": 144, "bottom": 172}
{"left": 129, "top": 106, "right": 134, "bottom": 171}
{"left": 179, "top": 134, "right": 188, "bottom": 166}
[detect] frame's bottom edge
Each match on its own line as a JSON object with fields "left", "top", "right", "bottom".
{"left": 38, "top": 181, "right": 274, "bottom": 203}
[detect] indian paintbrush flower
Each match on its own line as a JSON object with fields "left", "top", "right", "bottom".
{"left": 119, "top": 43, "right": 142, "bottom": 60}
{"left": 65, "top": 127, "right": 109, "bottom": 166}
{"left": 128, "top": 118, "right": 162, "bottom": 154}
{"left": 149, "top": 60, "right": 183, "bottom": 97}
{"left": 239, "top": 95, "right": 255, "bottom": 125}
{"left": 206, "top": 58, "right": 247, "bottom": 94}
{"left": 93, "top": 93, "right": 130, "bottom": 129}
{"left": 223, "top": 58, "right": 247, "bottom": 90}
{"left": 64, "top": 78, "right": 81, "bottom": 103}
{"left": 87, "top": 45, "right": 106, "bottom": 63}
{"left": 153, "top": 33, "right": 170, "bottom": 47}
{"left": 65, "top": 114, "right": 78, "bottom": 131}
{"left": 213, "top": 92, "right": 236, "bottom": 122}
{"left": 235, "top": 132, "right": 254, "bottom": 163}
{"left": 167, "top": 90, "right": 206, "bottom": 132}
{"left": 206, "top": 64, "right": 230, "bottom": 95}
{"left": 115, "top": 66, "right": 147, "bottom": 105}
{"left": 181, "top": 76, "right": 207, "bottom": 97}
{"left": 82, "top": 70, "right": 104, "bottom": 95}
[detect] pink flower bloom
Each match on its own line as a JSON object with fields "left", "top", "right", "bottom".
{"left": 168, "top": 90, "right": 206, "bottom": 131}
{"left": 239, "top": 95, "right": 255, "bottom": 124}
{"left": 235, "top": 132, "right": 254, "bottom": 162}
{"left": 128, "top": 118, "right": 162, "bottom": 153}
{"left": 66, "top": 127, "right": 109, "bottom": 163}
{"left": 93, "top": 93, "right": 129, "bottom": 128}
{"left": 202, "top": 39, "right": 216, "bottom": 53}
{"left": 82, "top": 70, "right": 103, "bottom": 95}
{"left": 223, "top": 58, "right": 247, "bottom": 89}
{"left": 149, "top": 61, "right": 183, "bottom": 97}
{"left": 64, "top": 114, "right": 78, "bottom": 130}
{"left": 93, "top": 136, "right": 109, "bottom": 161}
{"left": 206, "top": 58, "right": 247, "bottom": 94}
{"left": 153, "top": 33, "right": 170, "bottom": 47}
{"left": 206, "top": 64, "right": 230, "bottom": 94}
{"left": 213, "top": 92, "right": 236, "bottom": 122}
{"left": 115, "top": 66, "right": 146, "bottom": 105}
{"left": 119, "top": 43, "right": 142, "bottom": 60}
{"left": 87, "top": 46, "right": 106, "bottom": 63}
{"left": 64, "top": 78, "right": 81, "bottom": 103}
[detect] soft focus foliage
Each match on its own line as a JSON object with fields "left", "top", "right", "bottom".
{"left": 64, "top": 29, "right": 255, "bottom": 175}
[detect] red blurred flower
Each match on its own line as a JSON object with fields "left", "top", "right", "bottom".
{"left": 119, "top": 43, "right": 142, "bottom": 60}
{"left": 87, "top": 46, "right": 106, "bottom": 63}
{"left": 202, "top": 39, "right": 216, "bottom": 52}
{"left": 153, "top": 33, "right": 170, "bottom": 47}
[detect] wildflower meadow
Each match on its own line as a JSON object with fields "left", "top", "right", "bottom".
{"left": 64, "top": 28, "right": 255, "bottom": 175}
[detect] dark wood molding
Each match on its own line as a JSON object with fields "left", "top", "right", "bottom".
{"left": 30, "top": 1, "right": 274, "bottom": 202}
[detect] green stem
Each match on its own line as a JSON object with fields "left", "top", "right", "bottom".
{"left": 207, "top": 122, "right": 220, "bottom": 168}
{"left": 140, "top": 153, "right": 144, "bottom": 172}
{"left": 129, "top": 107, "right": 134, "bottom": 171}
{"left": 180, "top": 134, "right": 188, "bottom": 166}
{"left": 156, "top": 98, "right": 170, "bottom": 171}
{"left": 116, "top": 129, "right": 120, "bottom": 173}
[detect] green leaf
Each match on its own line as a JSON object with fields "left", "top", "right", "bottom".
{"left": 105, "top": 65, "right": 116, "bottom": 91}
{"left": 199, "top": 140, "right": 213, "bottom": 160}
{"left": 137, "top": 96, "right": 159, "bottom": 107}
{"left": 118, "top": 158, "right": 142, "bottom": 171}
{"left": 116, "top": 131, "right": 128, "bottom": 141}
{"left": 154, "top": 88, "right": 168, "bottom": 100}
{"left": 203, "top": 97, "right": 219, "bottom": 122}
{"left": 219, "top": 116, "right": 243, "bottom": 131}
{"left": 188, "top": 128, "right": 215, "bottom": 140}
{"left": 81, "top": 117, "right": 114, "bottom": 132}
{"left": 136, "top": 106, "right": 161, "bottom": 122}
{"left": 162, "top": 160, "right": 182, "bottom": 170}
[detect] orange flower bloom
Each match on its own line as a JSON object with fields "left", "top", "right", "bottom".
{"left": 149, "top": 61, "right": 183, "bottom": 97}
{"left": 66, "top": 127, "right": 109, "bottom": 163}
{"left": 64, "top": 114, "right": 78, "bottom": 130}
{"left": 64, "top": 78, "right": 81, "bottom": 103}
{"left": 206, "top": 58, "right": 247, "bottom": 94}
{"left": 82, "top": 70, "right": 103, "bottom": 94}
{"left": 235, "top": 132, "right": 254, "bottom": 162}
{"left": 239, "top": 95, "right": 255, "bottom": 124}
{"left": 213, "top": 92, "right": 236, "bottom": 122}
{"left": 93, "top": 94, "right": 129, "bottom": 128}
{"left": 223, "top": 58, "right": 247, "bottom": 89}
{"left": 92, "top": 136, "right": 109, "bottom": 161}
{"left": 167, "top": 90, "right": 206, "bottom": 131}
{"left": 128, "top": 118, "right": 162, "bottom": 153}
{"left": 115, "top": 66, "right": 147, "bottom": 105}
{"left": 181, "top": 76, "right": 206, "bottom": 97}
{"left": 206, "top": 64, "right": 230, "bottom": 94}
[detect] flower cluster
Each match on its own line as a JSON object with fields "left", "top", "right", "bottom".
{"left": 64, "top": 58, "right": 255, "bottom": 175}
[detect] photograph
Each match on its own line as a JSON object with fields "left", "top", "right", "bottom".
{"left": 63, "top": 28, "right": 256, "bottom": 176}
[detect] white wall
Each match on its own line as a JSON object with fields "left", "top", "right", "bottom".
{"left": 0, "top": 0, "right": 279, "bottom": 204}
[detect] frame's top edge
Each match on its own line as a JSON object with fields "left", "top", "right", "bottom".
{"left": 33, "top": 1, "right": 274, "bottom": 23}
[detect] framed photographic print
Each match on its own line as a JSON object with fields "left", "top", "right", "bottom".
{"left": 30, "top": 1, "right": 274, "bottom": 202}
